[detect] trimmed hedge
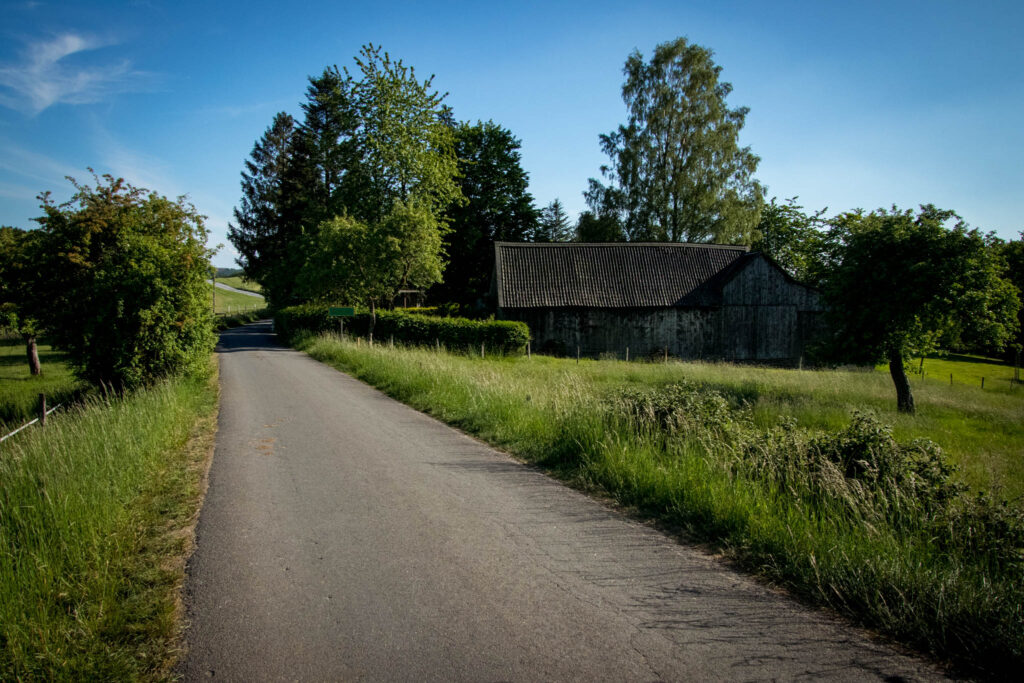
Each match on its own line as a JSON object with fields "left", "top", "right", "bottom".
{"left": 274, "top": 304, "right": 530, "bottom": 354}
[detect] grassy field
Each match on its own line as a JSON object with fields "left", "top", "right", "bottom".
{"left": 0, "top": 335, "right": 83, "bottom": 430}
{"left": 214, "top": 275, "right": 261, "bottom": 294}
{"left": 0, "top": 367, "right": 218, "bottom": 680}
{"left": 914, "top": 352, "right": 1021, "bottom": 392}
{"left": 293, "top": 332, "right": 1024, "bottom": 677}
{"left": 209, "top": 282, "right": 265, "bottom": 315}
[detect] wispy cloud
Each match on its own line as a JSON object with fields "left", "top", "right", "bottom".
{"left": 0, "top": 139, "right": 81, "bottom": 186}
{"left": 0, "top": 33, "right": 153, "bottom": 114}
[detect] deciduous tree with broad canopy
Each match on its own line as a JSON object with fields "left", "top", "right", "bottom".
{"left": 821, "top": 205, "right": 1020, "bottom": 414}
{"left": 230, "top": 45, "right": 461, "bottom": 316}
{"left": 32, "top": 174, "right": 216, "bottom": 390}
{"left": 587, "top": 37, "right": 763, "bottom": 244}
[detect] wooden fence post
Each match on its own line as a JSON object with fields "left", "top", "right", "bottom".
{"left": 527, "top": 341, "right": 531, "bottom": 359}
{"left": 982, "top": 377, "right": 985, "bottom": 389}
{"left": 38, "top": 393, "right": 46, "bottom": 427}
{"left": 664, "top": 347, "right": 668, "bottom": 363}
{"left": 481, "top": 342, "right": 485, "bottom": 359}
{"left": 576, "top": 346, "right": 580, "bottom": 364}
{"left": 626, "top": 346, "right": 629, "bottom": 362}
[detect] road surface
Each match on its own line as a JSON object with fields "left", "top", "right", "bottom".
{"left": 181, "top": 321, "right": 944, "bottom": 681}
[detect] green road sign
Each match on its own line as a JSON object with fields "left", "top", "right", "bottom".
{"left": 329, "top": 307, "right": 355, "bottom": 317}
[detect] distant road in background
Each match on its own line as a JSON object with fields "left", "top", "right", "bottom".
{"left": 209, "top": 280, "right": 262, "bottom": 298}
{"left": 181, "top": 321, "right": 945, "bottom": 681}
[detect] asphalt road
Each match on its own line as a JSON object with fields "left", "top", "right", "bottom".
{"left": 181, "top": 321, "right": 945, "bottom": 681}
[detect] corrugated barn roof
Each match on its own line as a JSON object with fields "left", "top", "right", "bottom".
{"left": 494, "top": 242, "right": 751, "bottom": 309}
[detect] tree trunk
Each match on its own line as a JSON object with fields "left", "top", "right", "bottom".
{"left": 888, "top": 348, "right": 915, "bottom": 414}
{"left": 368, "top": 299, "right": 377, "bottom": 338}
{"left": 24, "top": 334, "right": 41, "bottom": 376}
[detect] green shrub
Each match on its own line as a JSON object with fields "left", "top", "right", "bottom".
{"left": 31, "top": 175, "right": 216, "bottom": 390}
{"left": 274, "top": 305, "right": 530, "bottom": 353}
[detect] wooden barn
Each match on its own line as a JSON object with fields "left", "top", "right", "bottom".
{"left": 492, "top": 242, "right": 823, "bottom": 364}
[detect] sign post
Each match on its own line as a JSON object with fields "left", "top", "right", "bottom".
{"left": 329, "top": 307, "right": 355, "bottom": 339}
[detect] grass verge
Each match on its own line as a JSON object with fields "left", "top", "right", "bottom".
{"left": 294, "top": 332, "right": 1023, "bottom": 678}
{"left": 0, "top": 364, "right": 219, "bottom": 680}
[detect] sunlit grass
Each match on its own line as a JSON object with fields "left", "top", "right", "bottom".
{"left": 208, "top": 282, "right": 265, "bottom": 315}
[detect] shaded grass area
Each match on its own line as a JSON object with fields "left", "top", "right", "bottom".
{"left": 0, "top": 368, "right": 218, "bottom": 680}
{"left": 295, "top": 333, "right": 1023, "bottom": 678}
{"left": 0, "top": 336, "right": 84, "bottom": 430}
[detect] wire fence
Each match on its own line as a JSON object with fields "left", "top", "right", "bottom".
{"left": 0, "top": 398, "right": 63, "bottom": 444}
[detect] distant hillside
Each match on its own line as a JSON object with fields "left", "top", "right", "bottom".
{"left": 216, "top": 267, "right": 244, "bottom": 278}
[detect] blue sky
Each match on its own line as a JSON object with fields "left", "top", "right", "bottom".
{"left": 1, "top": 0, "right": 1021, "bottom": 267}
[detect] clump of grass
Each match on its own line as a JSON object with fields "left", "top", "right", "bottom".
{"left": 0, "top": 370, "right": 217, "bottom": 680}
{"left": 295, "top": 333, "right": 1024, "bottom": 677}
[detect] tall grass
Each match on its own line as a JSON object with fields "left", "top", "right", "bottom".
{"left": 0, "top": 371, "right": 217, "bottom": 680}
{"left": 296, "top": 333, "right": 1023, "bottom": 677}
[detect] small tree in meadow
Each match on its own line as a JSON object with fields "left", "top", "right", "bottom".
{"left": 821, "top": 205, "right": 1019, "bottom": 414}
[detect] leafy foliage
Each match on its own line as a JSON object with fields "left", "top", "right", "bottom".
{"left": 32, "top": 174, "right": 216, "bottom": 389}
{"left": 299, "top": 201, "right": 446, "bottom": 316}
{"left": 574, "top": 210, "right": 624, "bottom": 242}
{"left": 0, "top": 226, "right": 46, "bottom": 374}
{"left": 999, "top": 233, "right": 1024, "bottom": 357}
{"left": 819, "top": 205, "right": 1020, "bottom": 412}
{"left": 229, "top": 45, "right": 461, "bottom": 309}
{"left": 436, "top": 120, "right": 539, "bottom": 306}
{"left": 587, "top": 37, "right": 763, "bottom": 244}
{"left": 751, "top": 197, "right": 828, "bottom": 283}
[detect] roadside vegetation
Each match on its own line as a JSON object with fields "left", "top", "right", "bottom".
{"left": 1, "top": 174, "right": 224, "bottom": 679}
{"left": 293, "top": 332, "right": 1024, "bottom": 677}
{"left": 0, "top": 369, "right": 218, "bottom": 680}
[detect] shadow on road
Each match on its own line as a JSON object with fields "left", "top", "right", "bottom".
{"left": 216, "top": 321, "right": 291, "bottom": 354}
